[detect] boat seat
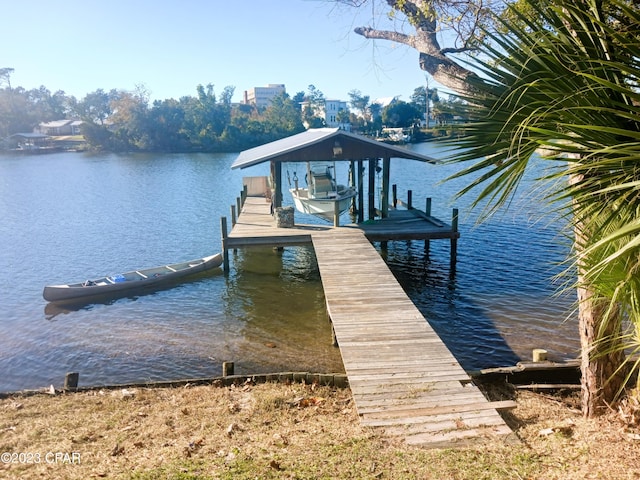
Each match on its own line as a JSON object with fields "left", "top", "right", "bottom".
{"left": 136, "top": 271, "right": 147, "bottom": 279}
{"left": 311, "top": 174, "right": 334, "bottom": 198}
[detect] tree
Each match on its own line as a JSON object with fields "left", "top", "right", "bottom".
{"left": 0, "top": 67, "right": 14, "bottom": 90}
{"left": 336, "top": 108, "right": 351, "bottom": 128}
{"left": 261, "top": 93, "right": 305, "bottom": 137}
{"left": 348, "top": 89, "right": 370, "bottom": 119}
{"left": 0, "top": 68, "right": 15, "bottom": 137}
{"left": 445, "top": 0, "right": 640, "bottom": 416}
{"left": 77, "top": 89, "right": 116, "bottom": 125}
{"left": 430, "top": 97, "right": 465, "bottom": 125}
{"left": 381, "top": 100, "right": 421, "bottom": 128}
{"left": 336, "top": 0, "right": 502, "bottom": 94}
{"left": 302, "top": 84, "right": 327, "bottom": 128}
{"left": 410, "top": 85, "right": 439, "bottom": 127}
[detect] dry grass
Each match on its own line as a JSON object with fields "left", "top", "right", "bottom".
{"left": 1, "top": 380, "right": 639, "bottom": 479}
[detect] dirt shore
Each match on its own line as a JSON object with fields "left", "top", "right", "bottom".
{"left": 1, "top": 380, "right": 639, "bottom": 479}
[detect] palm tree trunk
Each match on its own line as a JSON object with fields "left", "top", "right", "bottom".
{"left": 577, "top": 283, "right": 626, "bottom": 417}
{"left": 572, "top": 173, "right": 626, "bottom": 417}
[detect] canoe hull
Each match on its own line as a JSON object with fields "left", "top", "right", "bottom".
{"left": 43, "top": 253, "right": 223, "bottom": 303}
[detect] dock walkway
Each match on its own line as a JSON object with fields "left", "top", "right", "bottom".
{"left": 225, "top": 197, "right": 515, "bottom": 448}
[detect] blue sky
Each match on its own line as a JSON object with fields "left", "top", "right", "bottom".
{"left": 1, "top": 0, "right": 438, "bottom": 104}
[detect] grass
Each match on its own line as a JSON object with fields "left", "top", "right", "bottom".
{"left": 1, "top": 380, "right": 639, "bottom": 479}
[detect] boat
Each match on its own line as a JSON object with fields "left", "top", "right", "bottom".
{"left": 43, "top": 253, "right": 223, "bottom": 303}
{"left": 289, "top": 161, "right": 357, "bottom": 222}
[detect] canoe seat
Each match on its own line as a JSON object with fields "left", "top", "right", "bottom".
{"left": 166, "top": 266, "right": 177, "bottom": 272}
{"left": 136, "top": 271, "right": 148, "bottom": 279}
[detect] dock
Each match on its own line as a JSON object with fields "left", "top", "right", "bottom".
{"left": 223, "top": 196, "right": 516, "bottom": 448}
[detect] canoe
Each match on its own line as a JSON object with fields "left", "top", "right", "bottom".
{"left": 43, "top": 253, "right": 223, "bottom": 303}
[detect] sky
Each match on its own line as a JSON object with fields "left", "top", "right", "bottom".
{"left": 0, "top": 0, "right": 440, "bottom": 105}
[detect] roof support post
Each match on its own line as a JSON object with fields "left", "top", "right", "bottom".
{"left": 271, "top": 161, "right": 283, "bottom": 210}
{"left": 368, "top": 158, "right": 376, "bottom": 221}
{"left": 357, "top": 160, "right": 365, "bottom": 223}
{"left": 381, "top": 156, "right": 390, "bottom": 219}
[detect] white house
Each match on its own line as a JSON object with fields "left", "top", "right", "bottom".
{"left": 323, "top": 99, "right": 350, "bottom": 130}
{"left": 301, "top": 99, "right": 351, "bottom": 131}
{"left": 38, "top": 120, "right": 83, "bottom": 136}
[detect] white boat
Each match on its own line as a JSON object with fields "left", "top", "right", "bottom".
{"left": 289, "top": 162, "right": 357, "bottom": 222}
{"left": 43, "top": 253, "right": 223, "bottom": 303}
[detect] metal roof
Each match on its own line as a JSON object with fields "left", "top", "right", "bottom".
{"left": 231, "top": 128, "right": 438, "bottom": 170}
{"left": 9, "top": 133, "right": 49, "bottom": 139}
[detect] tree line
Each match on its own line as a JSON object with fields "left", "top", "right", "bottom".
{"left": 0, "top": 68, "right": 466, "bottom": 152}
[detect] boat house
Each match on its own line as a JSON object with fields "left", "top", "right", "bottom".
{"left": 231, "top": 127, "right": 438, "bottom": 226}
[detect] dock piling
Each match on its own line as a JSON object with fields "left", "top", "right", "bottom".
{"left": 64, "top": 372, "right": 79, "bottom": 390}
{"left": 222, "top": 362, "right": 235, "bottom": 376}
{"left": 221, "top": 216, "right": 229, "bottom": 272}
{"left": 450, "top": 208, "right": 459, "bottom": 269}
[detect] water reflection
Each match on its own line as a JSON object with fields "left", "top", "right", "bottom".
{"left": 223, "top": 246, "right": 344, "bottom": 375}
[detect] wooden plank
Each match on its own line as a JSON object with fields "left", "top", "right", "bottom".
{"left": 358, "top": 400, "right": 518, "bottom": 418}
{"left": 402, "top": 424, "right": 516, "bottom": 448}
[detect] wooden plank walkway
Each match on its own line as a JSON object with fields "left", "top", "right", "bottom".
{"left": 225, "top": 197, "right": 515, "bottom": 448}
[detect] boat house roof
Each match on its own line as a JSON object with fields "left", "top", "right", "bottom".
{"left": 231, "top": 128, "right": 438, "bottom": 170}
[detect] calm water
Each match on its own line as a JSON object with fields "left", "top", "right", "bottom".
{"left": 0, "top": 145, "right": 578, "bottom": 392}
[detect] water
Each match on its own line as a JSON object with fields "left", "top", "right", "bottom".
{"left": 0, "top": 146, "right": 579, "bottom": 392}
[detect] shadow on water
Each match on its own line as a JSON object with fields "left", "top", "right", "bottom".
{"left": 221, "top": 246, "right": 345, "bottom": 376}
{"left": 377, "top": 239, "right": 521, "bottom": 371}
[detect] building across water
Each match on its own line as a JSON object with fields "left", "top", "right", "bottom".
{"left": 242, "top": 84, "right": 286, "bottom": 109}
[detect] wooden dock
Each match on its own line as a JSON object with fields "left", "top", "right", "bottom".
{"left": 224, "top": 197, "right": 516, "bottom": 448}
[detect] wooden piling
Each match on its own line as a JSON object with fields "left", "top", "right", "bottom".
{"left": 357, "top": 161, "right": 365, "bottom": 223}
{"left": 450, "top": 208, "right": 459, "bottom": 268}
{"left": 368, "top": 158, "right": 376, "bottom": 220}
{"left": 222, "top": 362, "right": 234, "bottom": 376}
{"left": 425, "top": 198, "right": 432, "bottom": 254}
{"left": 533, "top": 349, "right": 548, "bottom": 362}
{"left": 64, "top": 372, "right": 79, "bottom": 390}
{"left": 231, "top": 204, "right": 236, "bottom": 226}
{"left": 221, "top": 216, "right": 229, "bottom": 272}
{"left": 381, "top": 157, "right": 390, "bottom": 218}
